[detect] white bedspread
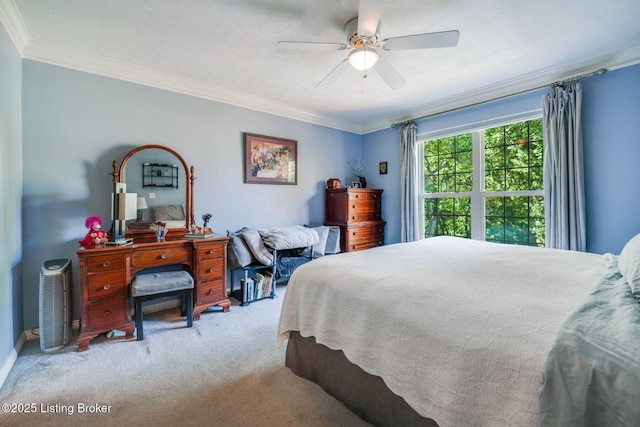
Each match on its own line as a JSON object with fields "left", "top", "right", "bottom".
{"left": 277, "top": 236, "right": 614, "bottom": 427}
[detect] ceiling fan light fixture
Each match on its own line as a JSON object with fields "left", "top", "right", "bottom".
{"left": 348, "top": 47, "right": 379, "bottom": 71}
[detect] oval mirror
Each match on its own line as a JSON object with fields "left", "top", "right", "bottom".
{"left": 112, "top": 144, "right": 194, "bottom": 243}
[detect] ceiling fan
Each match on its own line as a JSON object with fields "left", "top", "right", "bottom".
{"left": 277, "top": 0, "right": 460, "bottom": 90}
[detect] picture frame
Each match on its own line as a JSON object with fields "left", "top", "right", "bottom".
{"left": 379, "top": 161, "right": 388, "bottom": 175}
{"left": 351, "top": 181, "right": 361, "bottom": 188}
{"left": 244, "top": 133, "right": 297, "bottom": 185}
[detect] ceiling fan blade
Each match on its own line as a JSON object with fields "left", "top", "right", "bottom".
{"left": 357, "top": 0, "right": 384, "bottom": 37}
{"left": 315, "top": 58, "right": 350, "bottom": 89}
{"left": 277, "top": 41, "right": 348, "bottom": 50}
{"left": 373, "top": 56, "right": 406, "bottom": 90}
{"left": 382, "top": 30, "right": 460, "bottom": 50}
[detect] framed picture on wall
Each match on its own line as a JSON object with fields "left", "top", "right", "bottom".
{"left": 379, "top": 161, "right": 388, "bottom": 175}
{"left": 244, "top": 133, "right": 297, "bottom": 185}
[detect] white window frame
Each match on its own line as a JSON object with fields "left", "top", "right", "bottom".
{"left": 418, "top": 112, "right": 544, "bottom": 242}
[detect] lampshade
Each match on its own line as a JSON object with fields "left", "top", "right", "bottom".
{"left": 124, "top": 193, "right": 138, "bottom": 220}
{"left": 348, "top": 47, "right": 379, "bottom": 71}
{"left": 137, "top": 197, "right": 148, "bottom": 210}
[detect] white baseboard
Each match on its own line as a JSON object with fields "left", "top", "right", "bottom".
{"left": 0, "top": 331, "right": 27, "bottom": 390}
{"left": 0, "top": 320, "right": 82, "bottom": 390}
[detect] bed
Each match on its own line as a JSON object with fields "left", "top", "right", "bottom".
{"left": 277, "top": 236, "right": 640, "bottom": 426}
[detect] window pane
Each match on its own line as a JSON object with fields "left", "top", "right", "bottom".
{"left": 424, "top": 134, "right": 472, "bottom": 193}
{"left": 424, "top": 197, "right": 471, "bottom": 238}
{"left": 485, "top": 196, "right": 545, "bottom": 246}
{"left": 506, "top": 167, "right": 529, "bottom": 191}
{"left": 485, "top": 168, "right": 505, "bottom": 192}
{"left": 484, "top": 118, "right": 544, "bottom": 192}
{"left": 530, "top": 166, "right": 543, "bottom": 190}
{"left": 529, "top": 139, "right": 543, "bottom": 167}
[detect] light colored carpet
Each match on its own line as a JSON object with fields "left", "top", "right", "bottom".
{"left": 0, "top": 287, "right": 371, "bottom": 426}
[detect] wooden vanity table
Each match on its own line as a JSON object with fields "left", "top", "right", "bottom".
{"left": 76, "top": 236, "right": 229, "bottom": 352}
{"left": 76, "top": 144, "right": 229, "bottom": 351}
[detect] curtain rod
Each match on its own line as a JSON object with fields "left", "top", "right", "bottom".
{"left": 390, "top": 68, "right": 608, "bottom": 128}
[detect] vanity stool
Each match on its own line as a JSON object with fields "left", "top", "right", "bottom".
{"left": 131, "top": 270, "right": 194, "bottom": 341}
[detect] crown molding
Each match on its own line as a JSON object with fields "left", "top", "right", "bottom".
{"left": 0, "top": 0, "right": 29, "bottom": 54}
{"left": 21, "top": 39, "right": 363, "bottom": 134}
{"left": 361, "top": 44, "right": 640, "bottom": 134}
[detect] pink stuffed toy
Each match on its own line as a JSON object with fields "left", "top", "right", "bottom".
{"left": 79, "top": 215, "right": 108, "bottom": 247}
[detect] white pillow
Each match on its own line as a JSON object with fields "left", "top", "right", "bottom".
{"left": 618, "top": 233, "right": 640, "bottom": 299}
{"left": 242, "top": 228, "right": 274, "bottom": 266}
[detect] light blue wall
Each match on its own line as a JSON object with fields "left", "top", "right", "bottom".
{"left": 0, "top": 26, "right": 23, "bottom": 372}
{"left": 363, "top": 63, "right": 640, "bottom": 254}
{"left": 360, "top": 126, "right": 401, "bottom": 244}
{"left": 581, "top": 65, "right": 640, "bottom": 254}
{"left": 21, "top": 60, "right": 362, "bottom": 330}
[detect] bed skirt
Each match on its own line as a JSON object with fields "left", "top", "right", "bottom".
{"left": 285, "top": 331, "right": 437, "bottom": 427}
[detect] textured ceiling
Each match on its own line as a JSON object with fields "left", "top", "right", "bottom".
{"left": 3, "top": 0, "right": 640, "bottom": 133}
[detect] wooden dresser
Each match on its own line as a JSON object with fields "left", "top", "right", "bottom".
{"left": 76, "top": 236, "right": 229, "bottom": 351}
{"left": 325, "top": 188, "right": 385, "bottom": 252}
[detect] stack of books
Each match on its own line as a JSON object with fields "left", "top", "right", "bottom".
{"left": 105, "top": 238, "right": 134, "bottom": 246}
{"left": 184, "top": 227, "right": 214, "bottom": 239}
{"left": 250, "top": 271, "right": 274, "bottom": 301}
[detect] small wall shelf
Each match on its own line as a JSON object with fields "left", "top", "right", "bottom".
{"left": 142, "top": 163, "right": 179, "bottom": 189}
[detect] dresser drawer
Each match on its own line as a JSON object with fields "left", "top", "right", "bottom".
{"left": 132, "top": 246, "right": 191, "bottom": 269}
{"left": 345, "top": 224, "right": 385, "bottom": 251}
{"left": 347, "top": 191, "right": 381, "bottom": 201}
{"left": 198, "top": 258, "right": 224, "bottom": 281}
{"left": 196, "top": 243, "right": 224, "bottom": 260}
{"left": 85, "top": 255, "right": 125, "bottom": 273}
{"left": 86, "top": 271, "right": 125, "bottom": 299}
{"left": 196, "top": 279, "right": 226, "bottom": 306}
{"left": 346, "top": 227, "right": 382, "bottom": 244}
{"left": 86, "top": 298, "right": 127, "bottom": 331}
{"left": 347, "top": 202, "right": 382, "bottom": 222}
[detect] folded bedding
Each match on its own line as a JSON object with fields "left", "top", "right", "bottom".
{"left": 259, "top": 225, "right": 319, "bottom": 250}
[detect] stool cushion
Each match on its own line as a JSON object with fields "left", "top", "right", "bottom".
{"left": 132, "top": 271, "right": 193, "bottom": 297}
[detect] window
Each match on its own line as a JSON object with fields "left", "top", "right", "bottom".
{"left": 422, "top": 117, "right": 545, "bottom": 246}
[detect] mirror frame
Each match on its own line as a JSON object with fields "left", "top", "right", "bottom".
{"left": 112, "top": 144, "right": 195, "bottom": 242}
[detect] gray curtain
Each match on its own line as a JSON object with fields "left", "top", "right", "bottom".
{"left": 399, "top": 122, "right": 421, "bottom": 242}
{"left": 542, "top": 82, "right": 586, "bottom": 251}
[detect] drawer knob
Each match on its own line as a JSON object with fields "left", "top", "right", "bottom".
{"left": 208, "top": 289, "right": 216, "bottom": 295}
{"left": 208, "top": 249, "right": 215, "bottom": 254}
{"left": 208, "top": 267, "right": 215, "bottom": 273}
{"left": 103, "top": 310, "right": 111, "bottom": 316}
{"left": 102, "top": 261, "right": 110, "bottom": 267}
{"left": 103, "top": 284, "right": 111, "bottom": 290}
{"left": 160, "top": 253, "right": 167, "bottom": 259}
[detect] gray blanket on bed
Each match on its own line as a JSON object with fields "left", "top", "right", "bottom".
{"left": 539, "top": 259, "right": 640, "bottom": 427}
